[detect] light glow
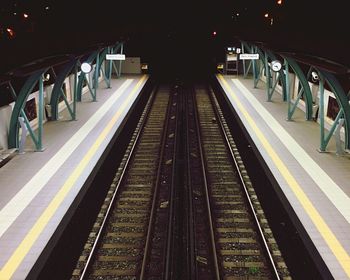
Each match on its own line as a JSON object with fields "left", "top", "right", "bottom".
{"left": 6, "top": 28, "right": 15, "bottom": 37}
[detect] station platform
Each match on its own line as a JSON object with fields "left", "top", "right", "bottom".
{"left": 0, "top": 75, "right": 148, "bottom": 280}
{"left": 217, "top": 74, "right": 350, "bottom": 280}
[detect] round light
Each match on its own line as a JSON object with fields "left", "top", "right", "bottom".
{"left": 271, "top": 60, "right": 282, "bottom": 72}
{"left": 81, "top": 62, "right": 92, "bottom": 74}
{"left": 43, "top": 73, "right": 50, "bottom": 81}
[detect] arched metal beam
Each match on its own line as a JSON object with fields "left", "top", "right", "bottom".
{"left": 96, "top": 48, "right": 109, "bottom": 88}
{"left": 50, "top": 58, "right": 79, "bottom": 120}
{"left": 281, "top": 55, "right": 313, "bottom": 120}
{"left": 76, "top": 50, "right": 99, "bottom": 102}
{"left": 252, "top": 45, "right": 266, "bottom": 88}
{"left": 106, "top": 42, "right": 123, "bottom": 86}
{"left": 8, "top": 68, "right": 48, "bottom": 150}
{"left": 264, "top": 50, "right": 287, "bottom": 101}
{"left": 317, "top": 70, "right": 350, "bottom": 151}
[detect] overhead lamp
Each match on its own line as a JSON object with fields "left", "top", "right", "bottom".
{"left": 311, "top": 71, "right": 319, "bottom": 82}
{"left": 81, "top": 62, "right": 92, "bottom": 74}
{"left": 43, "top": 73, "right": 50, "bottom": 81}
{"left": 264, "top": 13, "right": 269, "bottom": 18}
{"left": 23, "top": 13, "right": 29, "bottom": 19}
{"left": 6, "top": 28, "right": 15, "bottom": 37}
{"left": 271, "top": 60, "right": 282, "bottom": 72}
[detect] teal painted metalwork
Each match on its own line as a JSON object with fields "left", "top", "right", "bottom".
{"left": 319, "top": 70, "right": 350, "bottom": 150}
{"left": 8, "top": 69, "right": 48, "bottom": 149}
{"left": 73, "top": 64, "right": 78, "bottom": 119}
{"left": 37, "top": 75, "right": 44, "bottom": 151}
{"left": 264, "top": 51, "right": 272, "bottom": 101}
{"left": 96, "top": 48, "right": 109, "bottom": 88}
{"left": 265, "top": 50, "right": 287, "bottom": 101}
{"left": 281, "top": 56, "right": 313, "bottom": 120}
{"left": 118, "top": 44, "right": 124, "bottom": 77}
{"left": 241, "top": 41, "right": 253, "bottom": 78}
{"left": 50, "top": 58, "right": 78, "bottom": 120}
{"left": 252, "top": 46, "right": 265, "bottom": 88}
{"left": 109, "top": 43, "right": 123, "bottom": 77}
{"left": 106, "top": 46, "right": 113, "bottom": 88}
{"left": 105, "top": 43, "right": 122, "bottom": 84}
{"left": 92, "top": 52, "right": 99, "bottom": 101}
{"left": 76, "top": 50, "right": 99, "bottom": 101}
{"left": 8, "top": 82, "right": 38, "bottom": 148}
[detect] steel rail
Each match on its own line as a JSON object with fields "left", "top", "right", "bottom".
{"left": 139, "top": 87, "right": 176, "bottom": 280}
{"left": 79, "top": 85, "right": 158, "bottom": 280}
{"left": 208, "top": 86, "right": 281, "bottom": 280}
{"left": 185, "top": 88, "right": 197, "bottom": 279}
{"left": 192, "top": 86, "right": 221, "bottom": 280}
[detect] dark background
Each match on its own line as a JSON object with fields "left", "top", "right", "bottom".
{"left": 0, "top": 0, "right": 349, "bottom": 76}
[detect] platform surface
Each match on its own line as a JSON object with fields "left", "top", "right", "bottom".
{"left": 217, "top": 74, "right": 350, "bottom": 280}
{"left": 0, "top": 75, "right": 148, "bottom": 279}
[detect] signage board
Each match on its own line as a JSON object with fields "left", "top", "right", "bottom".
{"left": 106, "top": 54, "right": 126, "bottom": 60}
{"left": 227, "top": 54, "right": 238, "bottom": 61}
{"left": 239, "top": 54, "right": 259, "bottom": 60}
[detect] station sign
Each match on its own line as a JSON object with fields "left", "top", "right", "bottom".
{"left": 239, "top": 54, "right": 259, "bottom": 60}
{"left": 106, "top": 54, "right": 126, "bottom": 60}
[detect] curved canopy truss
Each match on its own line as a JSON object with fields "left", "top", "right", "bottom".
{"left": 240, "top": 41, "right": 350, "bottom": 152}
{"left": 3, "top": 42, "right": 124, "bottom": 151}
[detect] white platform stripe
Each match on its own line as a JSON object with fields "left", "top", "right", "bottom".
{"left": 0, "top": 79, "right": 133, "bottom": 238}
{"left": 232, "top": 78, "right": 350, "bottom": 224}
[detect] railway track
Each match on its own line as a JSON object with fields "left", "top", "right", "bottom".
{"left": 71, "top": 81, "right": 291, "bottom": 280}
{"left": 72, "top": 84, "right": 178, "bottom": 279}
{"left": 193, "top": 85, "right": 290, "bottom": 279}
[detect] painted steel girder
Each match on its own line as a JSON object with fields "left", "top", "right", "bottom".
{"left": 76, "top": 50, "right": 99, "bottom": 101}
{"left": 8, "top": 69, "right": 48, "bottom": 148}
{"left": 282, "top": 56, "right": 313, "bottom": 120}
{"left": 320, "top": 70, "right": 350, "bottom": 150}
{"left": 265, "top": 50, "right": 287, "bottom": 101}
{"left": 50, "top": 58, "right": 79, "bottom": 120}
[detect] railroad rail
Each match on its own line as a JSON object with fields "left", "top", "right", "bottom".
{"left": 72, "top": 84, "right": 176, "bottom": 279}
{"left": 71, "top": 81, "right": 291, "bottom": 280}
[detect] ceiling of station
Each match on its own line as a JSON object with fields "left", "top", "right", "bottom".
{"left": 0, "top": 0, "right": 349, "bottom": 74}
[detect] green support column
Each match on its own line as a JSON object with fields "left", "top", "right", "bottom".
{"left": 285, "top": 59, "right": 292, "bottom": 120}
{"left": 96, "top": 48, "right": 110, "bottom": 88}
{"left": 241, "top": 41, "right": 246, "bottom": 77}
{"left": 281, "top": 56, "right": 313, "bottom": 120}
{"left": 264, "top": 51, "right": 272, "bottom": 101}
{"left": 107, "top": 46, "right": 113, "bottom": 88}
{"left": 241, "top": 41, "right": 254, "bottom": 78}
{"left": 76, "top": 50, "right": 99, "bottom": 102}
{"left": 50, "top": 58, "right": 78, "bottom": 120}
{"left": 265, "top": 50, "right": 287, "bottom": 101}
{"left": 319, "top": 74, "right": 326, "bottom": 151}
{"left": 118, "top": 43, "right": 124, "bottom": 77}
{"left": 8, "top": 68, "right": 48, "bottom": 150}
{"left": 37, "top": 75, "right": 44, "bottom": 151}
{"left": 73, "top": 65, "right": 78, "bottom": 120}
{"left": 320, "top": 70, "right": 350, "bottom": 150}
{"left": 93, "top": 52, "right": 99, "bottom": 101}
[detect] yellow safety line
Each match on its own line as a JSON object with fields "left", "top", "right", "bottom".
{"left": 0, "top": 75, "right": 147, "bottom": 279}
{"left": 218, "top": 74, "right": 350, "bottom": 278}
